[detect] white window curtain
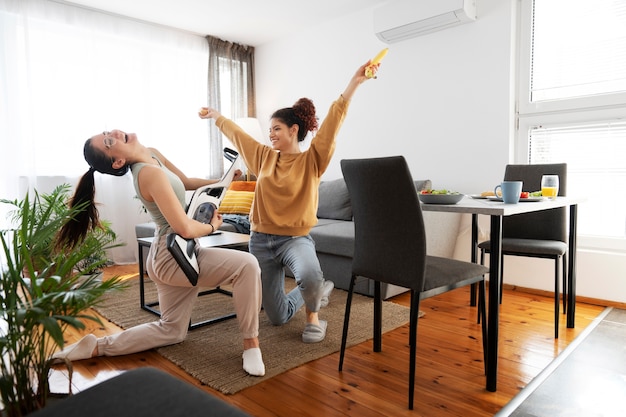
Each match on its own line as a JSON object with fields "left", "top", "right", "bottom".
{"left": 0, "top": 0, "right": 209, "bottom": 264}
{"left": 517, "top": 0, "right": 626, "bottom": 251}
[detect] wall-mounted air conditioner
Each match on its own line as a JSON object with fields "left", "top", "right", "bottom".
{"left": 374, "top": 0, "right": 476, "bottom": 43}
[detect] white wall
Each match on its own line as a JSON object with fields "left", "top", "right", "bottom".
{"left": 254, "top": 0, "right": 626, "bottom": 304}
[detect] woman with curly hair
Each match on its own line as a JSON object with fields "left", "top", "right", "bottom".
{"left": 199, "top": 60, "right": 376, "bottom": 343}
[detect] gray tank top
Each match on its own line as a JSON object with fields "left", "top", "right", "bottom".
{"left": 131, "top": 154, "right": 186, "bottom": 237}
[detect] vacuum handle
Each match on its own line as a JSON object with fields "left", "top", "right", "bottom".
{"left": 224, "top": 147, "right": 238, "bottom": 163}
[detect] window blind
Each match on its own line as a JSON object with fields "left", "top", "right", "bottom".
{"left": 529, "top": 121, "right": 626, "bottom": 238}
{"left": 531, "top": 0, "right": 626, "bottom": 102}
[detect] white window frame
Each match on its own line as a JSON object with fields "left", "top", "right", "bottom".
{"left": 517, "top": 0, "right": 626, "bottom": 117}
{"left": 516, "top": 0, "right": 626, "bottom": 252}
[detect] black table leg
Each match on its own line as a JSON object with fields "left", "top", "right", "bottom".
{"left": 470, "top": 214, "right": 479, "bottom": 306}
{"left": 487, "top": 214, "right": 502, "bottom": 392}
{"left": 138, "top": 240, "right": 148, "bottom": 311}
{"left": 137, "top": 238, "right": 236, "bottom": 330}
{"left": 567, "top": 204, "right": 578, "bottom": 328}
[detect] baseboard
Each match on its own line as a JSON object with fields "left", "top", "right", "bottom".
{"left": 500, "top": 282, "right": 626, "bottom": 310}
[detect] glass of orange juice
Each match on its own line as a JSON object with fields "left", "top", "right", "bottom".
{"left": 541, "top": 175, "right": 559, "bottom": 199}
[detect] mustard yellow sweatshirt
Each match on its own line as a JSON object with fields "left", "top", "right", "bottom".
{"left": 216, "top": 95, "right": 349, "bottom": 236}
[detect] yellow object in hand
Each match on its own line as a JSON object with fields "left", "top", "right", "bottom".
{"left": 365, "top": 48, "right": 389, "bottom": 78}
{"left": 371, "top": 48, "right": 389, "bottom": 65}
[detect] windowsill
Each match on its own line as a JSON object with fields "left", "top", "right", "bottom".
{"left": 578, "top": 235, "right": 626, "bottom": 254}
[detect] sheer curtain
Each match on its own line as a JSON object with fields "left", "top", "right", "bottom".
{"left": 206, "top": 35, "right": 256, "bottom": 178}
{"left": 0, "top": 0, "right": 209, "bottom": 263}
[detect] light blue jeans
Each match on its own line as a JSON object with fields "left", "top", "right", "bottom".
{"left": 249, "top": 232, "right": 325, "bottom": 325}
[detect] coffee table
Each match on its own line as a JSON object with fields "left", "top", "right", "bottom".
{"left": 137, "top": 231, "right": 251, "bottom": 329}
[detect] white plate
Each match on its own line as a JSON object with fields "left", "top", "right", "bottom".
{"left": 470, "top": 194, "right": 490, "bottom": 199}
{"left": 487, "top": 196, "right": 544, "bottom": 202}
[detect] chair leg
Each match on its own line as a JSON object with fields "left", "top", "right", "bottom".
{"left": 478, "top": 249, "right": 485, "bottom": 324}
{"left": 479, "top": 280, "right": 488, "bottom": 375}
{"left": 374, "top": 281, "right": 383, "bottom": 352}
{"left": 338, "top": 274, "right": 357, "bottom": 371}
{"left": 562, "top": 253, "right": 567, "bottom": 314}
{"left": 554, "top": 258, "right": 560, "bottom": 339}
{"left": 408, "top": 291, "right": 420, "bottom": 410}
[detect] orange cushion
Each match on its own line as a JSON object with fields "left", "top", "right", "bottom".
{"left": 219, "top": 190, "right": 254, "bottom": 214}
{"left": 229, "top": 181, "right": 256, "bottom": 192}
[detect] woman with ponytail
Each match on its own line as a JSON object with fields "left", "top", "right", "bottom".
{"left": 53, "top": 130, "right": 265, "bottom": 377}
{"left": 199, "top": 60, "right": 376, "bottom": 343}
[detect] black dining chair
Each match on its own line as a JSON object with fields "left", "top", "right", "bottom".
{"left": 338, "top": 156, "right": 488, "bottom": 410}
{"left": 478, "top": 163, "right": 567, "bottom": 338}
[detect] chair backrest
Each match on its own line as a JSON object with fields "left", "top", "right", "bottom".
{"left": 502, "top": 163, "right": 567, "bottom": 242}
{"left": 340, "top": 156, "right": 427, "bottom": 291}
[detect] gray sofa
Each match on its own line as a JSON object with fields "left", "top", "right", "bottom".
{"left": 136, "top": 177, "right": 462, "bottom": 300}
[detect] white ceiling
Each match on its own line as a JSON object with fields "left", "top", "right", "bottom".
{"left": 59, "top": 0, "right": 388, "bottom": 46}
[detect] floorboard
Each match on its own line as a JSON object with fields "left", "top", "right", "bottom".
{"left": 48, "top": 264, "right": 606, "bottom": 416}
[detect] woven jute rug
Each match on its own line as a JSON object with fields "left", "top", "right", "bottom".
{"left": 93, "top": 276, "right": 409, "bottom": 394}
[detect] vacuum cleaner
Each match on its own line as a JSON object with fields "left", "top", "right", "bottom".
{"left": 167, "top": 147, "right": 241, "bottom": 285}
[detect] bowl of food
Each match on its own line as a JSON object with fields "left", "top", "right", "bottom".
{"left": 418, "top": 189, "right": 464, "bottom": 205}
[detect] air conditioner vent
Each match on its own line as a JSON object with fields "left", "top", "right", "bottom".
{"left": 374, "top": 0, "right": 476, "bottom": 43}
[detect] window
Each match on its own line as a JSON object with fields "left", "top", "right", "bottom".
{"left": 530, "top": 1, "right": 626, "bottom": 102}
{"left": 1, "top": 1, "right": 209, "bottom": 178}
{"left": 0, "top": 1, "right": 210, "bottom": 264}
{"left": 517, "top": 0, "right": 626, "bottom": 250}
{"left": 206, "top": 36, "right": 256, "bottom": 178}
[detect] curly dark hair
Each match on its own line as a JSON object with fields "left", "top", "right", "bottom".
{"left": 271, "top": 97, "right": 318, "bottom": 142}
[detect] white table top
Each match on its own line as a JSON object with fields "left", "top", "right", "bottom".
{"left": 138, "top": 230, "right": 250, "bottom": 248}
{"left": 420, "top": 195, "right": 584, "bottom": 216}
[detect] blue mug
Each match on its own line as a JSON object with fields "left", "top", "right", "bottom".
{"left": 494, "top": 181, "right": 523, "bottom": 204}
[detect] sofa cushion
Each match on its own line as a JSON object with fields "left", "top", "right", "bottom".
{"left": 314, "top": 218, "right": 346, "bottom": 227}
{"left": 317, "top": 178, "right": 352, "bottom": 221}
{"left": 229, "top": 180, "right": 256, "bottom": 192}
{"left": 136, "top": 222, "right": 157, "bottom": 238}
{"left": 414, "top": 179, "right": 432, "bottom": 192}
{"left": 220, "top": 190, "right": 254, "bottom": 214}
{"left": 309, "top": 221, "right": 355, "bottom": 258}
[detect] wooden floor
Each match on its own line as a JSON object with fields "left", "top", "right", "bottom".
{"left": 50, "top": 264, "right": 607, "bottom": 416}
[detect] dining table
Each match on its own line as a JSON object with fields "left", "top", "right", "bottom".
{"left": 420, "top": 195, "right": 583, "bottom": 392}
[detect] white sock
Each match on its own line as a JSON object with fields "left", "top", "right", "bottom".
{"left": 242, "top": 347, "right": 265, "bottom": 377}
{"left": 52, "top": 334, "right": 97, "bottom": 361}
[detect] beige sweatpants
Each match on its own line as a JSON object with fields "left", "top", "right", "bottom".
{"left": 97, "top": 234, "right": 262, "bottom": 356}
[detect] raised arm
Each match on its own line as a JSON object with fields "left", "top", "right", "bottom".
{"left": 341, "top": 60, "right": 377, "bottom": 102}
{"left": 149, "top": 147, "right": 240, "bottom": 190}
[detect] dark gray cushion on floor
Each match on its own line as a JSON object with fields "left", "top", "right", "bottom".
{"left": 30, "top": 367, "right": 250, "bottom": 417}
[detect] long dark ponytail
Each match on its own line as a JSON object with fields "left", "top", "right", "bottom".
{"left": 56, "top": 138, "right": 128, "bottom": 249}
{"left": 56, "top": 167, "right": 99, "bottom": 249}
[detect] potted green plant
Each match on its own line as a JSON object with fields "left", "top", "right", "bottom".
{"left": 0, "top": 185, "right": 126, "bottom": 417}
